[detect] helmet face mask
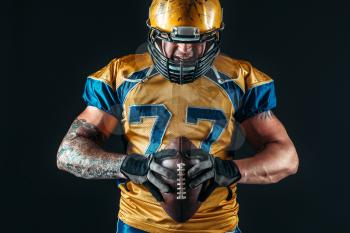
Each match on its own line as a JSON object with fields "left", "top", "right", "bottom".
{"left": 146, "top": 0, "right": 224, "bottom": 85}
{"left": 147, "top": 22, "right": 223, "bottom": 84}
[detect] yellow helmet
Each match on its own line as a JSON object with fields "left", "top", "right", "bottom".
{"left": 148, "top": 0, "right": 223, "bottom": 34}
{"left": 146, "top": 0, "right": 224, "bottom": 84}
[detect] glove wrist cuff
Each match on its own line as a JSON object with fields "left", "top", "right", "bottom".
{"left": 120, "top": 154, "right": 150, "bottom": 177}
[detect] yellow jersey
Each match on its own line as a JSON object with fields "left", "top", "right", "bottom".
{"left": 82, "top": 52, "right": 276, "bottom": 233}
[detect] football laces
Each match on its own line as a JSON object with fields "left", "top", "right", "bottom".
{"left": 176, "top": 162, "right": 186, "bottom": 200}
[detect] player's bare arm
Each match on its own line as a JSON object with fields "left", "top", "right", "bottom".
{"left": 57, "top": 106, "right": 176, "bottom": 200}
{"left": 235, "top": 110, "right": 299, "bottom": 184}
{"left": 56, "top": 107, "right": 127, "bottom": 179}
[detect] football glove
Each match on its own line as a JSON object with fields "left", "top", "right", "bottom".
{"left": 187, "top": 149, "right": 241, "bottom": 203}
{"left": 120, "top": 149, "right": 177, "bottom": 202}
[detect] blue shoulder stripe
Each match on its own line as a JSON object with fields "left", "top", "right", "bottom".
{"left": 234, "top": 81, "right": 277, "bottom": 123}
{"left": 116, "top": 68, "right": 150, "bottom": 105}
{"left": 82, "top": 77, "right": 121, "bottom": 118}
{"left": 205, "top": 68, "right": 244, "bottom": 112}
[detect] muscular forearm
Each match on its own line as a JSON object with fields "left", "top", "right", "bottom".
{"left": 235, "top": 140, "right": 298, "bottom": 184}
{"left": 57, "top": 119, "right": 127, "bottom": 179}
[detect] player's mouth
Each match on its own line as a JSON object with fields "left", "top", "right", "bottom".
{"left": 173, "top": 55, "right": 196, "bottom": 62}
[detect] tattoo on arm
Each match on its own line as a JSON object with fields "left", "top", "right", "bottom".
{"left": 57, "top": 119, "right": 126, "bottom": 179}
{"left": 256, "top": 110, "right": 274, "bottom": 120}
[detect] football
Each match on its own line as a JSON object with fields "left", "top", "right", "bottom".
{"left": 154, "top": 136, "right": 205, "bottom": 223}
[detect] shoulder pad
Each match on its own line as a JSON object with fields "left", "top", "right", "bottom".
{"left": 213, "top": 54, "right": 273, "bottom": 93}
{"left": 88, "top": 53, "right": 153, "bottom": 90}
{"left": 115, "top": 53, "right": 153, "bottom": 88}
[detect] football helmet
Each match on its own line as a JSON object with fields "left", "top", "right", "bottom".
{"left": 147, "top": 0, "right": 224, "bottom": 84}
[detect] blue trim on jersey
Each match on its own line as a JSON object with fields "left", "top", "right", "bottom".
{"left": 116, "top": 219, "right": 147, "bottom": 233}
{"left": 234, "top": 81, "right": 277, "bottom": 123}
{"left": 116, "top": 218, "right": 242, "bottom": 233}
{"left": 116, "top": 179, "right": 127, "bottom": 187}
{"left": 129, "top": 104, "right": 172, "bottom": 155}
{"left": 117, "top": 68, "right": 150, "bottom": 105}
{"left": 205, "top": 69, "right": 244, "bottom": 112}
{"left": 82, "top": 78, "right": 120, "bottom": 118}
{"left": 186, "top": 107, "right": 228, "bottom": 152}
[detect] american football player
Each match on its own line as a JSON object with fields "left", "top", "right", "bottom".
{"left": 57, "top": 0, "right": 299, "bottom": 232}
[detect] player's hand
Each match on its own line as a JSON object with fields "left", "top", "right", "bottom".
{"left": 187, "top": 149, "right": 241, "bottom": 203}
{"left": 120, "top": 150, "right": 177, "bottom": 202}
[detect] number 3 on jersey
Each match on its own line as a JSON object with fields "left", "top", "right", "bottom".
{"left": 129, "top": 105, "right": 228, "bottom": 155}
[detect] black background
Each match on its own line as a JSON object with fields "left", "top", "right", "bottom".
{"left": 4, "top": 0, "right": 350, "bottom": 232}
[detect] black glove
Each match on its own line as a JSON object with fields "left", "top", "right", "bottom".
{"left": 120, "top": 150, "right": 177, "bottom": 202}
{"left": 187, "top": 149, "right": 241, "bottom": 203}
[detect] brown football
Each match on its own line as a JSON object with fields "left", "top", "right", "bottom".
{"left": 154, "top": 136, "right": 204, "bottom": 223}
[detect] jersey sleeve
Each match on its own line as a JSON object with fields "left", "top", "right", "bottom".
{"left": 234, "top": 62, "right": 277, "bottom": 123}
{"left": 82, "top": 59, "right": 122, "bottom": 118}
